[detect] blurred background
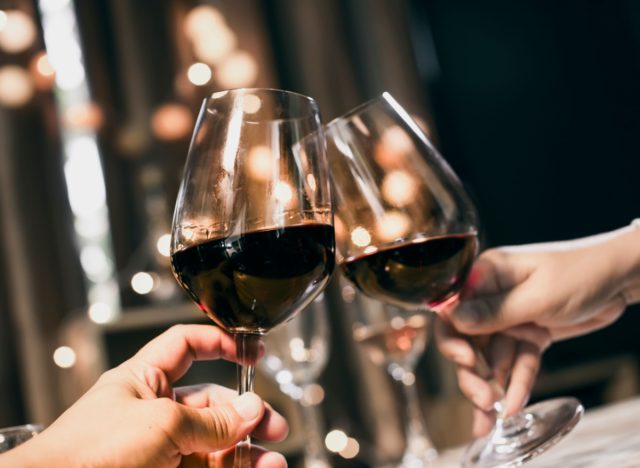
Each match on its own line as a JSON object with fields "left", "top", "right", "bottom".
{"left": 0, "top": 0, "right": 639, "bottom": 466}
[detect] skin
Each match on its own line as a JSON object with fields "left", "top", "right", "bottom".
{"left": 0, "top": 324, "right": 289, "bottom": 467}
{"left": 436, "top": 225, "right": 640, "bottom": 436}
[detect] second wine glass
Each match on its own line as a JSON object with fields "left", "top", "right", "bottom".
{"left": 259, "top": 295, "right": 332, "bottom": 468}
{"left": 170, "top": 88, "right": 335, "bottom": 467}
{"left": 325, "top": 92, "right": 582, "bottom": 468}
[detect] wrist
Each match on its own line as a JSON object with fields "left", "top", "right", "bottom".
{"left": 604, "top": 220, "right": 640, "bottom": 305}
{"left": 0, "top": 432, "right": 74, "bottom": 467}
{"left": 621, "top": 220, "right": 640, "bottom": 304}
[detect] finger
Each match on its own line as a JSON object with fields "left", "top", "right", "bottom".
{"left": 451, "top": 287, "right": 543, "bottom": 335}
{"left": 132, "top": 325, "right": 264, "bottom": 383}
{"left": 460, "top": 249, "right": 531, "bottom": 300}
{"left": 434, "top": 316, "right": 476, "bottom": 367}
{"left": 173, "top": 392, "right": 265, "bottom": 453}
{"left": 504, "top": 341, "right": 541, "bottom": 416}
{"left": 456, "top": 367, "right": 495, "bottom": 412}
{"left": 501, "top": 324, "right": 552, "bottom": 351}
{"left": 487, "top": 334, "right": 516, "bottom": 388}
{"left": 472, "top": 407, "right": 495, "bottom": 438}
{"left": 211, "top": 445, "right": 288, "bottom": 468}
{"left": 548, "top": 297, "right": 626, "bottom": 341}
{"left": 181, "top": 445, "right": 288, "bottom": 468}
{"left": 175, "top": 385, "right": 289, "bottom": 442}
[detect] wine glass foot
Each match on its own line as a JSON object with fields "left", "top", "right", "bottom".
{"left": 399, "top": 447, "right": 438, "bottom": 467}
{"left": 462, "top": 397, "right": 583, "bottom": 468}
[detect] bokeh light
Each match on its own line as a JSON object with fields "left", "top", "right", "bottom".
{"left": 53, "top": 346, "right": 76, "bottom": 368}
{"left": 350, "top": 226, "right": 371, "bottom": 248}
{"left": 376, "top": 210, "right": 412, "bottom": 242}
{"left": 88, "top": 302, "right": 115, "bottom": 324}
{"left": 150, "top": 103, "right": 193, "bottom": 141}
{"left": 216, "top": 51, "right": 258, "bottom": 88}
{"left": 131, "top": 272, "right": 155, "bottom": 295}
{"left": 0, "top": 66, "right": 33, "bottom": 107}
{"left": 0, "top": 10, "right": 37, "bottom": 53}
{"left": 156, "top": 234, "right": 171, "bottom": 257}
{"left": 325, "top": 430, "right": 348, "bottom": 453}
{"left": 247, "top": 145, "right": 273, "bottom": 182}
{"left": 187, "top": 62, "right": 212, "bottom": 86}
{"left": 381, "top": 170, "right": 418, "bottom": 207}
{"left": 339, "top": 438, "right": 360, "bottom": 459}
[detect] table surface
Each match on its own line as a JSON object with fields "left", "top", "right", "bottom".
{"left": 432, "top": 397, "right": 640, "bottom": 467}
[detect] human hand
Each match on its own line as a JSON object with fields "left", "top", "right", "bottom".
{"left": 447, "top": 225, "right": 640, "bottom": 340}
{"left": 435, "top": 316, "right": 551, "bottom": 436}
{"left": 437, "top": 225, "right": 640, "bottom": 436}
{"left": 1, "top": 324, "right": 289, "bottom": 468}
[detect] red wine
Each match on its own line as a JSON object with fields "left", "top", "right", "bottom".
{"left": 342, "top": 233, "right": 477, "bottom": 310}
{"left": 353, "top": 314, "right": 429, "bottom": 367}
{"left": 171, "top": 223, "right": 335, "bottom": 334}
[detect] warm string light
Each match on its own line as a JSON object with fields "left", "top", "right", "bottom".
{"left": 187, "top": 62, "right": 211, "bottom": 86}
{"left": 131, "top": 272, "right": 155, "bottom": 295}
{"left": 156, "top": 234, "right": 171, "bottom": 257}
{"left": 150, "top": 103, "right": 193, "bottom": 141}
{"left": 325, "top": 430, "right": 360, "bottom": 459}
{"left": 0, "top": 66, "right": 34, "bottom": 107}
{"left": 53, "top": 346, "right": 76, "bottom": 368}
{"left": 0, "top": 10, "right": 37, "bottom": 53}
{"left": 183, "top": 5, "right": 258, "bottom": 89}
{"left": 381, "top": 169, "right": 418, "bottom": 207}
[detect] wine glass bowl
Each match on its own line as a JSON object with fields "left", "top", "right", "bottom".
{"left": 170, "top": 88, "right": 335, "bottom": 467}
{"left": 326, "top": 92, "right": 582, "bottom": 467}
{"left": 171, "top": 89, "right": 334, "bottom": 336}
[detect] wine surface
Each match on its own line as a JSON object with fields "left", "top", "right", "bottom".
{"left": 342, "top": 233, "right": 477, "bottom": 309}
{"left": 172, "top": 223, "right": 335, "bottom": 333}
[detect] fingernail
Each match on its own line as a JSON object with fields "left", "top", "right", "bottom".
{"left": 232, "top": 392, "right": 262, "bottom": 421}
{"left": 454, "top": 304, "right": 478, "bottom": 324}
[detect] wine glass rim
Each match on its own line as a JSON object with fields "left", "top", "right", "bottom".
{"left": 207, "top": 87, "right": 318, "bottom": 105}
{"left": 324, "top": 91, "right": 396, "bottom": 129}
{"left": 203, "top": 88, "right": 321, "bottom": 124}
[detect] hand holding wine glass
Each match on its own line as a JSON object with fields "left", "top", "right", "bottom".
{"left": 437, "top": 224, "right": 640, "bottom": 436}
{"left": 325, "top": 92, "right": 583, "bottom": 468}
{"left": 171, "top": 88, "right": 335, "bottom": 467}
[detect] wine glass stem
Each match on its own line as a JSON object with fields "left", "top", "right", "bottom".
{"left": 300, "top": 387, "right": 331, "bottom": 467}
{"left": 234, "top": 333, "right": 259, "bottom": 468}
{"left": 397, "top": 368, "right": 437, "bottom": 463}
{"left": 470, "top": 338, "right": 509, "bottom": 429}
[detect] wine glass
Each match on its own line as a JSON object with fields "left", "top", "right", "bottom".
{"left": 259, "top": 294, "right": 332, "bottom": 468}
{"left": 170, "top": 88, "right": 335, "bottom": 467}
{"left": 349, "top": 292, "right": 438, "bottom": 467}
{"left": 324, "top": 92, "right": 583, "bottom": 467}
{"left": 0, "top": 424, "right": 43, "bottom": 454}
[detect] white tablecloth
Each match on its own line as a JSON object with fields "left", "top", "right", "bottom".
{"left": 433, "top": 397, "right": 640, "bottom": 467}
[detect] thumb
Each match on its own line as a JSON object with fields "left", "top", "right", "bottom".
{"left": 450, "top": 288, "right": 541, "bottom": 335}
{"left": 176, "top": 392, "right": 265, "bottom": 454}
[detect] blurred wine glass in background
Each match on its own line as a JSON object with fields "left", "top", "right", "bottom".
{"left": 259, "top": 295, "right": 332, "bottom": 468}
{"left": 350, "top": 291, "right": 438, "bottom": 467}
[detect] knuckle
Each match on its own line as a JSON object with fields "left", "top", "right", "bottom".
{"left": 206, "top": 406, "right": 238, "bottom": 445}
{"left": 155, "top": 398, "right": 185, "bottom": 431}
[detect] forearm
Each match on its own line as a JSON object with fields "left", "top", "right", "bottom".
{"left": 606, "top": 221, "right": 640, "bottom": 304}
{"left": 0, "top": 432, "right": 74, "bottom": 467}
